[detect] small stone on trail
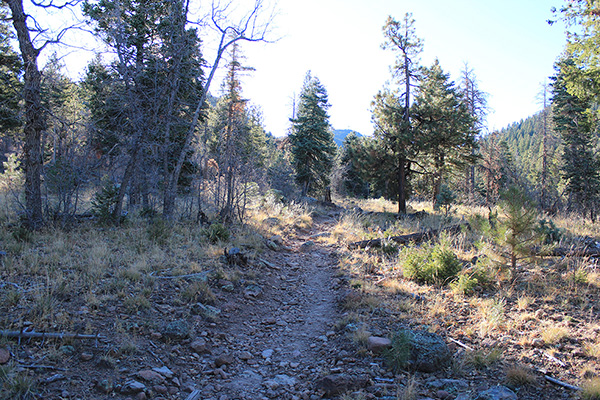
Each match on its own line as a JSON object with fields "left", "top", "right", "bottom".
{"left": 263, "top": 374, "right": 296, "bottom": 390}
{"left": 367, "top": 336, "right": 392, "bottom": 353}
{"left": 299, "top": 241, "right": 315, "bottom": 252}
{"left": 152, "top": 366, "right": 174, "bottom": 379}
{"left": 474, "top": 385, "right": 518, "bottom": 400}
{"left": 80, "top": 352, "right": 93, "bottom": 361}
{"left": 154, "top": 384, "right": 168, "bottom": 395}
{"left": 121, "top": 380, "right": 146, "bottom": 394}
{"left": 0, "top": 348, "right": 11, "bottom": 364}
{"left": 262, "top": 349, "right": 274, "bottom": 359}
{"left": 315, "top": 374, "right": 369, "bottom": 397}
{"left": 190, "top": 337, "right": 210, "bottom": 354}
{"left": 161, "top": 320, "right": 190, "bottom": 340}
{"left": 244, "top": 284, "right": 262, "bottom": 298}
{"left": 215, "top": 354, "right": 234, "bottom": 367}
{"left": 239, "top": 351, "right": 253, "bottom": 361}
{"left": 191, "top": 303, "right": 222, "bottom": 320}
{"left": 96, "top": 379, "right": 113, "bottom": 393}
{"left": 138, "top": 369, "right": 165, "bottom": 383}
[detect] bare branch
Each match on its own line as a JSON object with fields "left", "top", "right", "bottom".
{"left": 30, "top": 0, "right": 82, "bottom": 9}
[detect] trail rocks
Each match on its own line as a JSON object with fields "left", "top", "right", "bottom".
{"left": 299, "top": 241, "right": 315, "bottom": 252}
{"left": 367, "top": 336, "right": 392, "bottom": 353}
{"left": 121, "top": 380, "right": 146, "bottom": 394}
{"left": 161, "top": 320, "right": 190, "bottom": 340}
{"left": 263, "top": 373, "right": 296, "bottom": 389}
{"left": 474, "top": 386, "right": 518, "bottom": 400}
{"left": 0, "top": 348, "right": 10, "bottom": 364}
{"left": 315, "top": 373, "right": 369, "bottom": 396}
{"left": 137, "top": 369, "right": 164, "bottom": 384}
{"left": 191, "top": 303, "right": 222, "bottom": 320}
{"left": 190, "top": 337, "right": 210, "bottom": 354}
{"left": 406, "top": 329, "right": 451, "bottom": 372}
{"left": 152, "top": 366, "right": 174, "bottom": 379}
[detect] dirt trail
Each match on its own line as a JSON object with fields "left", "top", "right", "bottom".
{"left": 195, "top": 215, "right": 354, "bottom": 400}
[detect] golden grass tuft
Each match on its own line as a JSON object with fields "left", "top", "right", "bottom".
{"left": 476, "top": 297, "right": 506, "bottom": 338}
{"left": 505, "top": 364, "right": 537, "bottom": 387}
{"left": 585, "top": 338, "right": 600, "bottom": 359}
{"left": 540, "top": 323, "right": 570, "bottom": 344}
{"left": 582, "top": 378, "right": 600, "bottom": 400}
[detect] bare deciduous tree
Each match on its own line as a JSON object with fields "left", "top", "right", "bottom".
{"left": 162, "top": 0, "right": 275, "bottom": 219}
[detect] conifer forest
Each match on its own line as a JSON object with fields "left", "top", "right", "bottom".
{"left": 0, "top": 1, "right": 600, "bottom": 400}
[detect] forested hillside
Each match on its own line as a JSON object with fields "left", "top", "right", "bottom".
{"left": 482, "top": 109, "right": 562, "bottom": 211}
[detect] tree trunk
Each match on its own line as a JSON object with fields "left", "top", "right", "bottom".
{"left": 7, "top": 0, "right": 44, "bottom": 228}
{"left": 397, "top": 157, "right": 407, "bottom": 214}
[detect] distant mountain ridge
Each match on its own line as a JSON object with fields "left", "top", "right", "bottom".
{"left": 333, "top": 129, "right": 362, "bottom": 147}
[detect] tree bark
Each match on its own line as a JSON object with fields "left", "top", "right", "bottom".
{"left": 397, "top": 156, "right": 407, "bottom": 214}
{"left": 7, "top": 0, "right": 44, "bottom": 228}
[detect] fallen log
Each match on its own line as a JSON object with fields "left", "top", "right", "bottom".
{"left": 349, "top": 223, "right": 469, "bottom": 250}
{"left": 0, "top": 330, "right": 101, "bottom": 341}
{"left": 540, "top": 246, "right": 600, "bottom": 257}
{"left": 544, "top": 375, "right": 581, "bottom": 391}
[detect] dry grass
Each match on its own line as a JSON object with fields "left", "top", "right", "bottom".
{"left": 475, "top": 297, "right": 506, "bottom": 338}
{"left": 505, "top": 364, "right": 537, "bottom": 387}
{"left": 540, "top": 322, "right": 570, "bottom": 345}
{"left": 397, "top": 376, "right": 418, "bottom": 400}
{"left": 333, "top": 199, "right": 600, "bottom": 398}
{"left": 582, "top": 378, "right": 600, "bottom": 400}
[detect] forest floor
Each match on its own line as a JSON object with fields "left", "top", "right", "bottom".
{"left": 0, "top": 201, "right": 599, "bottom": 400}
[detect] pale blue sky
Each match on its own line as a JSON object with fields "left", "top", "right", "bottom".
{"left": 36, "top": 0, "right": 566, "bottom": 138}
{"left": 239, "top": 0, "right": 567, "bottom": 136}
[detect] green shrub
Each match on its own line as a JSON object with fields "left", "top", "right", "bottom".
{"left": 91, "top": 179, "right": 120, "bottom": 225}
{"left": 536, "top": 219, "right": 561, "bottom": 244}
{"left": 202, "top": 223, "right": 230, "bottom": 244}
{"left": 436, "top": 184, "right": 456, "bottom": 216}
{"left": 450, "top": 273, "right": 479, "bottom": 295}
{"left": 147, "top": 218, "right": 171, "bottom": 245}
{"left": 400, "top": 240, "right": 462, "bottom": 286}
{"left": 383, "top": 330, "right": 412, "bottom": 373}
{"left": 451, "top": 261, "right": 494, "bottom": 295}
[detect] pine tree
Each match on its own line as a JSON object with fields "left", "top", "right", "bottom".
{"left": 289, "top": 72, "right": 336, "bottom": 198}
{"left": 339, "top": 132, "right": 370, "bottom": 198}
{"left": 552, "top": 57, "right": 600, "bottom": 221}
{"left": 413, "top": 60, "right": 476, "bottom": 207}
{"left": 380, "top": 13, "right": 423, "bottom": 215}
{"left": 0, "top": 3, "right": 22, "bottom": 137}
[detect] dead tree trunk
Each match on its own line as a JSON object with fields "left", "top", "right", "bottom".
{"left": 349, "top": 223, "right": 469, "bottom": 249}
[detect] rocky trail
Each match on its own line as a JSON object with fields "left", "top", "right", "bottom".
{"left": 190, "top": 214, "right": 378, "bottom": 400}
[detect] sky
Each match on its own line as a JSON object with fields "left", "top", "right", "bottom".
{"left": 232, "top": 0, "right": 567, "bottom": 137}
{"left": 36, "top": 0, "right": 567, "bottom": 138}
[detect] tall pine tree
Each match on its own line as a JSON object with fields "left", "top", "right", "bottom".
{"left": 552, "top": 57, "right": 600, "bottom": 221}
{"left": 413, "top": 60, "right": 476, "bottom": 207}
{"left": 380, "top": 13, "right": 423, "bottom": 215}
{"left": 289, "top": 72, "right": 336, "bottom": 198}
